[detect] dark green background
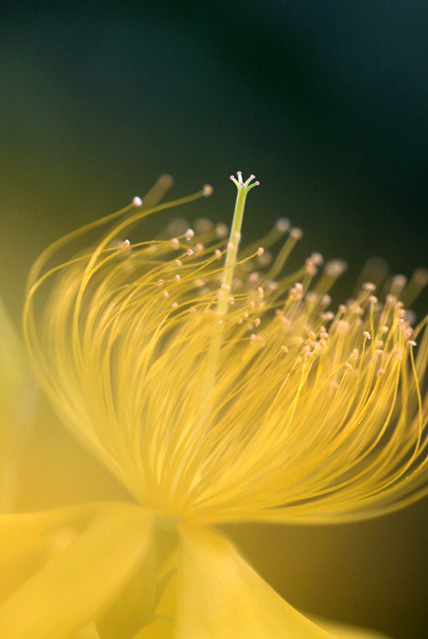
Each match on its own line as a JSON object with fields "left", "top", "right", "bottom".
{"left": 1, "top": 2, "right": 427, "bottom": 637}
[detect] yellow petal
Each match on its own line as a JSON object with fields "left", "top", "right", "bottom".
{"left": 0, "top": 502, "right": 103, "bottom": 562}
{"left": 133, "top": 618, "right": 174, "bottom": 639}
{"left": 313, "top": 617, "right": 392, "bottom": 639}
{"left": 0, "top": 503, "right": 154, "bottom": 639}
{"left": 0, "top": 502, "right": 108, "bottom": 605}
{"left": 72, "top": 623, "right": 101, "bottom": 638}
{"left": 176, "top": 525, "right": 336, "bottom": 639}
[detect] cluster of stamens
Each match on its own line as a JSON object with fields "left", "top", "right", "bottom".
{"left": 24, "top": 174, "right": 428, "bottom": 525}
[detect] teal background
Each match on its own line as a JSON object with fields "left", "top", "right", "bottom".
{"left": 1, "top": 2, "right": 427, "bottom": 637}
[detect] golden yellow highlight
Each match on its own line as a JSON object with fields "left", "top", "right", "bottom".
{"left": 23, "top": 175, "right": 428, "bottom": 530}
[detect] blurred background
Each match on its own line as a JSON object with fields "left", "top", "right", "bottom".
{"left": 0, "top": 1, "right": 427, "bottom": 637}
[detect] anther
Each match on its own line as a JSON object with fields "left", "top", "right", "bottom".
{"left": 249, "top": 272, "right": 260, "bottom": 284}
{"left": 175, "top": 259, "right": 182, "bottom": 267}
{"left": 305, "top": 260, "right": 318, "bottom": 276}
{"left": 215, "top": 223, "right": 229, "bottom": 238}
{"left": 195, "top": 218, "right": 214, "bottom": 234}
{"left": 391, "top": 275, "right": 407, "bottom": 290}
{"left": 377, "top": 368, "right": 386, "bottom": 377}
{"left": 203, "top": 184, "right": 213, "bottom": 197}
{"left": 363, "top": 331, "right": 371, "bottom": 340}
{"left": 174, "top": 274, "right": 181, "bottom": 282}
{"left": 407, "top": 340, "right": 417, "bottom": 347}
{"left": 321, "top": 295, "right": 332, "bottom": 307}
{"left": 227, "top": 242, "right": 234, "bottom": 252}
{"left": 120, "top": 239, "right": 131, "bottom": 250}
{"left": 281, "top": 345, "right": 289, "bottom": 353}
{"left": 350, "top": 304, "right": 363, "bottom": 315}
{"left": 325, "top": 260, "right": 347, "bottom": 278}
{"left": 362, "top": 282, "right": 376, "bottom": 291}
{"left": 257, "top": 247, "right": 264, "bottom": 256}
{"left": 275, "top": 218, "right": 290, "bottom": 233}
{"left": 310, "top": 252, "right": 323, "bottom": 266}
{"left": 185, "top": 229, "right": 195, "bottom": 240}
{"left": 214, "top": 249, "right": 222, "bottom": 259}
{"left": 171, "top": 302, "right": 178, "bottom": 309}
{"left": 186, "top": 248, "right": 194, "bottom": 256}
{"left": 170, "top": 238, "right": 180, "bottom": 249}
{"left": 321, "top": 311, "right": 335, "bottom": 322}
{"left": 132, "top": 196, "right": 142, "bottom": 207}
{"left": 290, "top": 227, "right": 303, "bottom": 240}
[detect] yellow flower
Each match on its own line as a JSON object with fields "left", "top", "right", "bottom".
{"left": 1, "top": 173, "right": 427, "bottom": 638}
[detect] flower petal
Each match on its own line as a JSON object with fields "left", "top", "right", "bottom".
{"left": 0, "top": 502, "right": 103, "bottom": 562}
{"left": 0, "top": 502, "right": 108, "bottom": 605}
{"left": 0, "top": 503, "right": 154, "bottom": 639}
{"left": 313, "top": 617, "right": 392, "bottom": 639}
{"left": 176, "top": 526, "right": 336, "bottom": 638}
{"left": 133, "top": 618, "right": 174, "bottom": 639}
